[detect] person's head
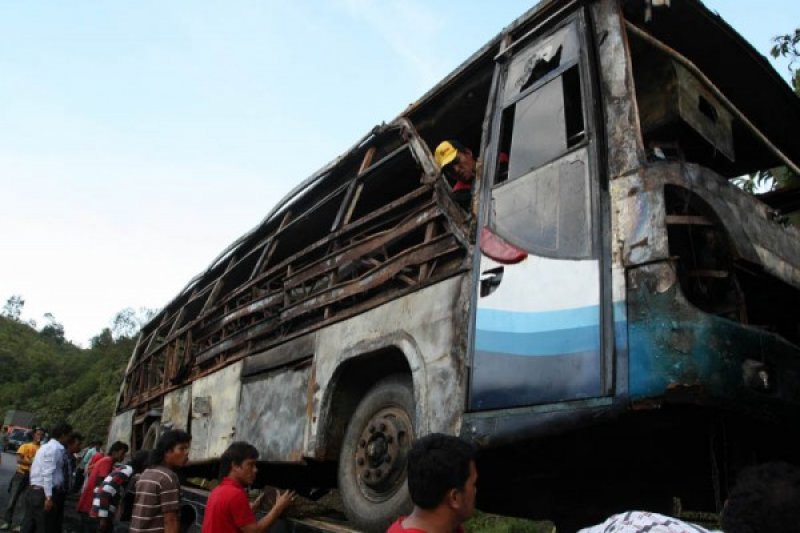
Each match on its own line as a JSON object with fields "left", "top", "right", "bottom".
{"left": 32, "top": 427, "right": 45, "bottom": 443}
{"left": 220, "top": 442, "right": 260, "bottom": 486}
{"left": 50, "top": 422, "right": 73, "bottom": 444}
{"left": 108, "top": 441, "right": 130, "bottom": 462}
{"left": 721, "top": 461, "right": 800, "bottom": 533}
{"left": 152, "top": 429, "right": 191, "bottom": 469}
{"left": 91, "top": 440, "right": 102, "bottom": 450}
{"left": 129, "top": 450, "right": 151, "bottom": 475}
{"left": 67, "top": 432, "right": 84, "bottom": 454}
{"left": 434, "top": 140, "right": 476, "bottom": 184}
{"left": 407, "top": 434, "right": 478, "bottom": 523}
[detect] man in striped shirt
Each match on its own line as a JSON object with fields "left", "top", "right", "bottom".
{"left": 90, "top": 450, "right": 149, "bottom": 533}
{"left": 129, "top": 430, "right": 190, "bottom": 533}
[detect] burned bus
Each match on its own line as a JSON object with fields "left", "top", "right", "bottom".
{"left": 109, "top": 0, "right": 800, "bottom": 530}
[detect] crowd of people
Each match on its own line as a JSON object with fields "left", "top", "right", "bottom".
{"left": 3, "top": 422, "right": 799, "bottom": 533}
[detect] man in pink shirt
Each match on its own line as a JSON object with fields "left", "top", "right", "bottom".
{"left": 201, "top": 442, "right": 295, "bottom": 533}
{"left": 386, "top": 434, "right": 477, "bottom": 533}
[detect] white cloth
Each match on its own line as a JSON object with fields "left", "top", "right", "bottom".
{"left": 28, "top": 438, "right": 65, "bottom": 498}
{"left": 578, "top": 511, "right": 721, "bottom": 533}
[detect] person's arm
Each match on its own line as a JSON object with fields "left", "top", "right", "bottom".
{"left": 160, "top": 470, "right": 182, "bottom": 533}
{"left": 95, "top": 458, "right": 113, "bottom": 479}
{"left": 16, "top": 446, "right": 32, "bottom": 468}
{"left": 38, "top": 446, "right": 57, "bottom": 500}
{"left": 163, "top": 511, "right": 180, "bottom": 533}
{"left": 242, "top": 490, "right": 295, "bottom": 533}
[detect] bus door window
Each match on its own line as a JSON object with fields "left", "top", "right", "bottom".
{"left": 491, "top": 22, "right": 592, "bottom": 261}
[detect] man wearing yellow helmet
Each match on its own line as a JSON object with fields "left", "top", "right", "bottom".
{"left": 434, "top": 140, "right": 476, "bottom": 210}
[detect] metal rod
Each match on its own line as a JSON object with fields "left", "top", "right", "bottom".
{"left": 624, "top": 20, "right": 800, "bottom": 176}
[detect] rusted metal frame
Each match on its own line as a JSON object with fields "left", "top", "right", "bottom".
{"left": 134, "top": 215, "right": 300, "bottom": 364}
{"left": 166, "top": 308, "right": 185, "bottom": 338}
{"left": 216, "top": 269, "right": 466, "bottom": 385}
{"left": 200, "top": 255, "right": 237, "bottom": 316}
{"left": 494, "top": 0, "right": 578, "bottom": 61}
{"left": 322, "top": 146, "right": 380, "bottom": 318}
{"left": 128, "top": 257, "right": 471, "bottom": 409}
{"left": 193, "top": 291, "right": 283, "bottom": 345}
{"left": 331, "top": 147, "right": 377, "bottom": 233}
{"left": 666, "top": 215, "right": 713, "bottom": 226}
{"left": 250, "top": 209, "right": 293, "bottom": 280}
{"left": 342, "top": 183, "right": 365, "bottom": 227}
{"left": 284, "top": 202, "right": 440, "bottom": 291}
{"left": 224, "top": 185, "right": 434, "bottom": 304}
{"left": 623, "top": 20, "right": 800, "bottom": 176}
{"left": 433, "top": 180, "right": 471, "bottom": 248}
{"left": 194, "top": 237, "right": 464, "bottom": 367}
{"left": 132, "top": 313, "right": 169, "bottom": 374}
{"left": 195, "top": 234, "right": 459, "bottom": 365}
{"left": 396, "top": 119, "right": 439, "bottom": 182}
{"left": 133, "top": 174, "right": 433, "bottom": 377}
{"left": 280, "top": 234, "right": 459, "bottom": 322}
{"left": 418, "top": 221, "right": 437, "bottom": 281}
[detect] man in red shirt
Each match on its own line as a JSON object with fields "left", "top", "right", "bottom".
{"left": 201, "top": 442, "right": 295, "bottom": 533}
{"left": 386, "top": 434, "right": 477, "bottom": 533}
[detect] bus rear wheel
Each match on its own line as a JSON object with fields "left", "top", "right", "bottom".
{"left": 338, "top": 375, "right": 415, "bottom": 532}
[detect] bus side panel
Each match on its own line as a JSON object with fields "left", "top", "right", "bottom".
{"left": 310, "top": 275, "right": 471, "bottom": 455}
{"left": 163, "top": 386, "right": 191, "bottom": 431}
{"left": 190, "top": 361, "right": 242, "bottom": 461}
{"left": 107, "top": 409, "right": 134, "bottom": 449}
{"left": 237, "top": 364, "right": 311, "bottom": 462}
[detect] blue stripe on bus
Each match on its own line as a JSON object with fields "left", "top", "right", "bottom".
{"left": 475, "top": 304, "right": 627, "bottom": 358}
{"left": 475, "top": 326, "right": 600, "bottom": 356}
{"left": 476, "top": 306, "right": 600, "bottom": 356}
{"left": 477, "top": 305, "right": 600, "bottom": 333}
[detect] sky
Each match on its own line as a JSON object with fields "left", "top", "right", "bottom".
{"left": 1, "top": 1, "right": 798, "bottom": 346}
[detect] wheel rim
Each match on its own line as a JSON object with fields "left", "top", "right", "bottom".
{"left": 353, "top": 405, "right": 412, "bottom": 502}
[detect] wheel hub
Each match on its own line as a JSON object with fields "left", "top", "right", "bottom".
{"left": 354, "top": 406, "right": 411, "bottom": 493}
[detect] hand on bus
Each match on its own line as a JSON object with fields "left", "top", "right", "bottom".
{"left": 273, "top": 489, "right": 296, "bottom": 514}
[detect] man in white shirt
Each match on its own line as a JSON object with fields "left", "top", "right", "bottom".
{"left": 19, "top": 423, "right": 72, "bottom": 533}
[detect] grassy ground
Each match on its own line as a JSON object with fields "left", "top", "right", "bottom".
{"left": 464, "top": 511, "right": 555, "bottom": 533}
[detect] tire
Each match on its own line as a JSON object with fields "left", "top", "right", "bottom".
{"left": 141, "top": 421, "right": 161, "bottom": 451}
{"left": 338, "top": 375, "right": 415, "bottom": 532}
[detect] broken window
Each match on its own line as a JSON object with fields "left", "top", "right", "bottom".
{"left": 489, "top": 21, "right": 593, "bottom": 260}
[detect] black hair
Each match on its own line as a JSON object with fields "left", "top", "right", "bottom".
{"left": 152, "top": 429, "right": 191, "bottom": 465}
{"left": 129, "top": 450, "right": 151, "bottom": 474}
{"left": 108, "top": 441, "right": 129, "bottom": 455}
{"left": 50, "top": 422, "right": 72, "bottom": 440}
{"left": 220, "top": 441, "right": 259, "bottom": 477}
{"left": 406, "top": 433, "right": 476, "bottom": 509}
{"left": 721, "top": 462, "right": 800, "bottom": 533}
{"left": 68, "top": 432, "right": 84, "bottom": 445}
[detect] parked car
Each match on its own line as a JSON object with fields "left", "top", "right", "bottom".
{"left": 4, "top": 428, "right": 29, "bottom": 453}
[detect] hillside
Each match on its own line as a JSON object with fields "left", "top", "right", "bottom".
{"left": 0, "top": 316, "right": 135, "bottom": 441}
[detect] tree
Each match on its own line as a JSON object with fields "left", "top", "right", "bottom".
{"left": 91, "top": 328, "right": 114, "bottom": 348}
{"left": 40, "top": 312, "right": 66, "bottom": 344}
{"left": 771, "top": 28, "right": 800, "bottom": 91}
{"left": 2, "top": 295, "right": 25, "bottom": 321}
{"left": 111, "top": 306, "right": 157, "bottom": 339}
{"left": 735, "top": 28, "right": 800, "bottom": 194}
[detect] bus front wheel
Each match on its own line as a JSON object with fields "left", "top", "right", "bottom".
{"left": 337, "top": 374, "right": 415, "bottom": 532}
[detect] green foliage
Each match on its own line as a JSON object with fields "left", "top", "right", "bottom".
{"left": 734, "top": 28, "right": 800, "bottom": 195}
{"left": 465, "top": 512, "right": 554, "bottom": 533}
{"left": 771, "top": 28, "right": 800, "bottom": 92}
{"left": 2, "top": 295, "right": 25, "bottom": 321}
{"left": 0, "top": 315, "right": 135, "bottom": 443}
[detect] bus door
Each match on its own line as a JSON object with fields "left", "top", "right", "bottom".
{"left": 470, "top": 15, "right": 606, "bottom": 411}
